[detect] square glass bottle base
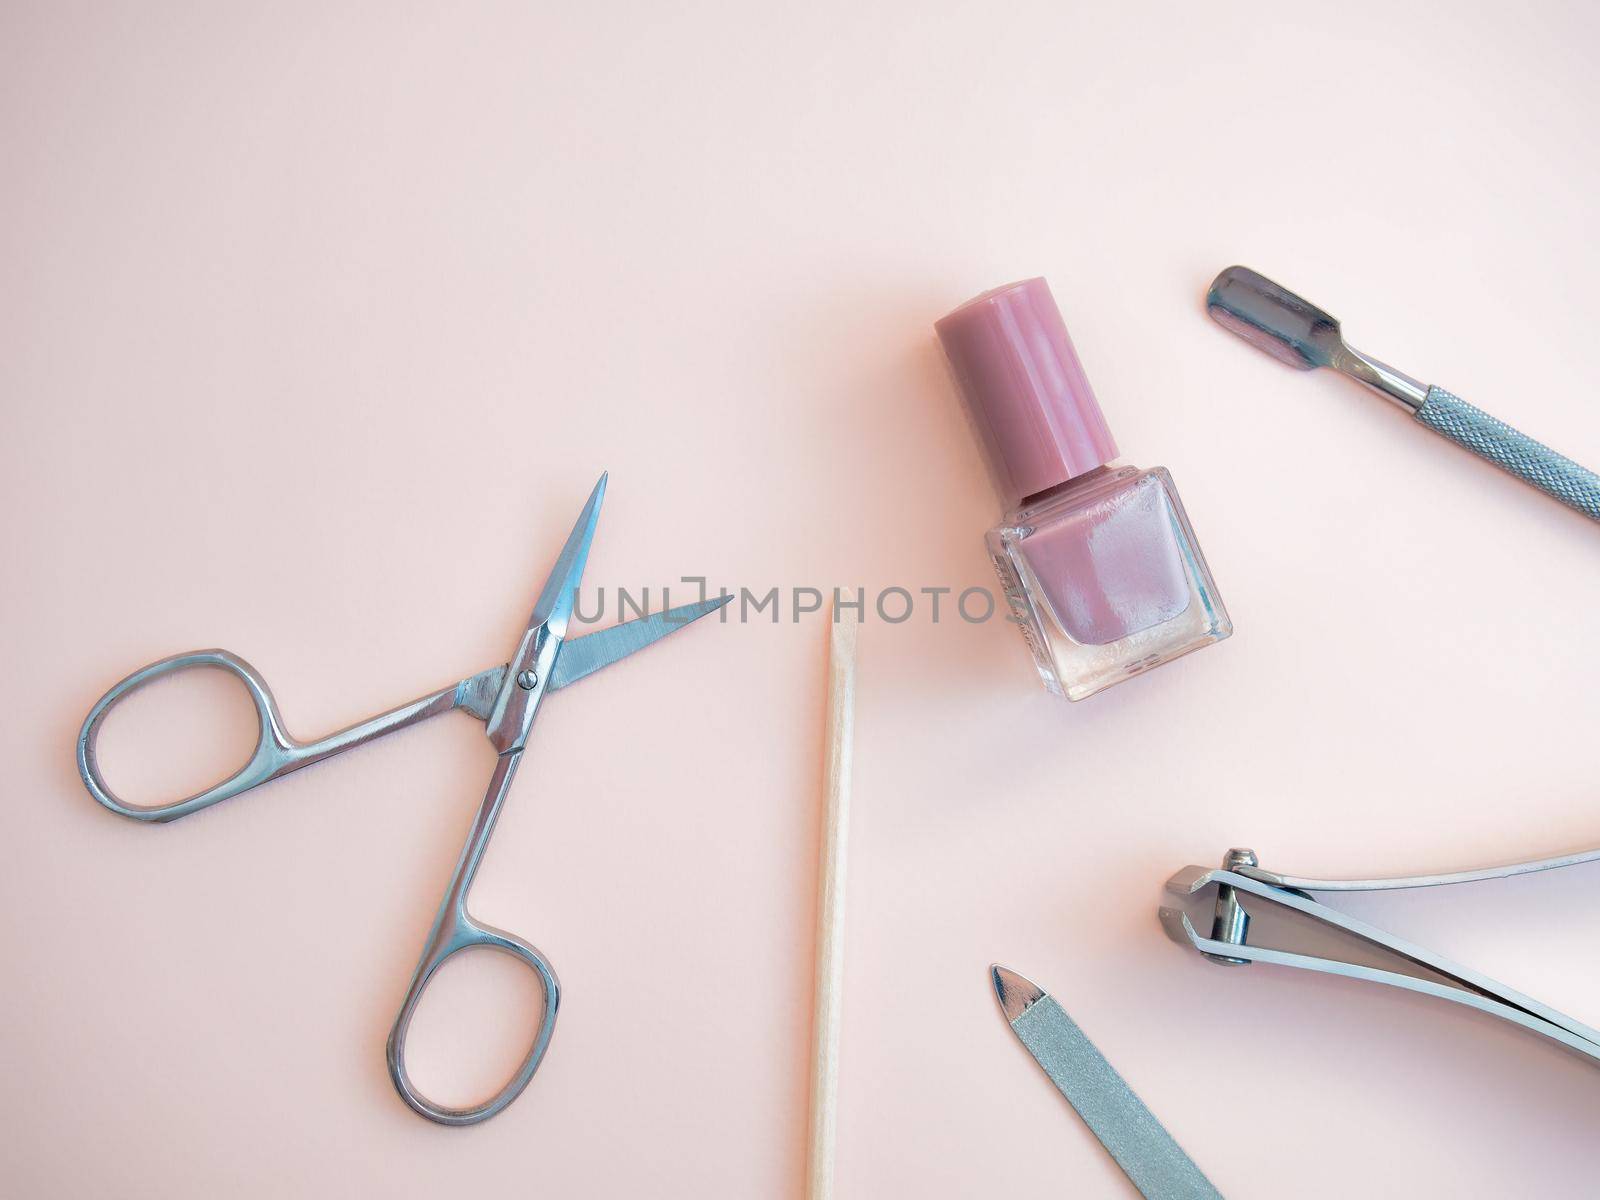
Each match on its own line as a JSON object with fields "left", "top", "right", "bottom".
{"left": 987, "top": 465, "right": 1231, "bottom": 701}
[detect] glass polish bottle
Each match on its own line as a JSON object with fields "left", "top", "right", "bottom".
{"left": 935, "top": 277, "right": 1231, "bottom": 700}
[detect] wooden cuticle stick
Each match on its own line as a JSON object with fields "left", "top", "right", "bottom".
{"left": 805, "top": 602, "right": 858, "bottom": 1200}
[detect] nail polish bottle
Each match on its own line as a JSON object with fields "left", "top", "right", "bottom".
{"left": 935, "top": 277, "right": 1231, "bottom": 700}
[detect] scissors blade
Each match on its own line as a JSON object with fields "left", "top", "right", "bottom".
{"left": 485, "top": 473, "right": 607, "bottom": 753}
{"left": 527, "top": 472, "right": 607, "bottom": 643}
{"left": 549, "top": 597, "right": 731, "bottom": 691}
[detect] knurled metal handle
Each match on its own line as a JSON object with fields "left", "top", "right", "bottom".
{"left": 1415, "top": 387, "right": 1600, "bottom": 522}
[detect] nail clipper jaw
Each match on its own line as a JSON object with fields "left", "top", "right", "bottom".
{"left": 1158, "top": 867, "right": 1238, "bottom": 954}
{"left": 1157, "top": 906, "right": 1201, "bottom": 948}
{"left": 1160, "top": 851, "right": 1258, "bottom": 965}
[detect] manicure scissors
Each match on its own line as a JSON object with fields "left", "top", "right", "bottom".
{"left": 76, "top": 474, "right": 729, "bottom": 1125}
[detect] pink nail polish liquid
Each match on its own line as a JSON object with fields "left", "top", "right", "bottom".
{"left": 936, "top": 278, "right": 1231, "bottom": 700}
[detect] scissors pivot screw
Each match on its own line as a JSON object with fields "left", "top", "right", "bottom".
{"left": 517, "top": 670, "right": 538, "bottom": 689}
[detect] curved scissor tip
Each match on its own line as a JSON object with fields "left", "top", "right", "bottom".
{"left": 990, "top": 965, "right": 1045, "bottom": 1022}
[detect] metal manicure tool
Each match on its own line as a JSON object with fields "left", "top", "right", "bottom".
{"left": 991, "top": 966, "right": 1222, "bottom": 1200}
{"left": 1207, "top": 265, "right": 1600, "bottom": 522}
{"left": 77, "top": 474, "right": 729, "bottom": 1125}
{"left": 1162, "top": 847, "right": 1600, "bottom": 1063}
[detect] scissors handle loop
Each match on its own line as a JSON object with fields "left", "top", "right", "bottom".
{"left": 77, "top": 649, "right": 490, "bottom": 824}
{"left": 385, "top": 750, "right": 560, "bottom": 1124}
{"left": 77, "top": 650, "right": 302, "bottom": 823}
{"left": 385, "top": 907, "right": 561, "bottom": 1126}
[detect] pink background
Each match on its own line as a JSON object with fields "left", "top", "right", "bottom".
{"left": 5, "top": 2, "right": 1600, "bottom": 1195}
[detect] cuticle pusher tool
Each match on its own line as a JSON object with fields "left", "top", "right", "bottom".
{"left": 1162, "top": 846, "right": 1600, "bottom": 1064}
{"left": 1207, "top": 265, "right": 1600, "bottom": 522}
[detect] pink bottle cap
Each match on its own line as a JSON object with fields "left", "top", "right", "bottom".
{"left": 935, "top": 277, "right": 1118, "bottom": 507}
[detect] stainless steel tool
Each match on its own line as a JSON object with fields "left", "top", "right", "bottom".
{"left": 77, "top": 474, "right": 730, "bottom": 1125}
{"left": 1162, "top": 847, "right": 1600, "bottom": 1064}
{"left": 1207, "top": 265, "right": 1600, "bottom": 522}
{"left": 991, "top": 966, "right": 1223, "bottom": 1199}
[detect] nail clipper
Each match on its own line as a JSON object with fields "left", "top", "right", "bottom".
{"left": 1162, "top": 846, "right": 1600, "bottom": 1063}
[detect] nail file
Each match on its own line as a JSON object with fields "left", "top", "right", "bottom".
{"left": 991, "top": 966, "right": 1222, "bottom": 1200}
